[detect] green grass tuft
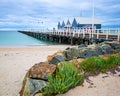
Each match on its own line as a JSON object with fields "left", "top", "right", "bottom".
{"left": 80, "top": 56, "right": 120, "bottom": 74}
{"left": 41, "top": 62, "right": 84, "bottom": 96}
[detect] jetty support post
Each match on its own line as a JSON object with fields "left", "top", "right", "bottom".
{"left": 106, "top": 28, "right": 109, "bottom": 40}
{"left": 97, "top": 29, "right": 99, "bottom": 39}
{"left": 59, "top": 36, "right": 62, "bottom": 43}
{"left": 70, "top": 31, "right": 74, "bottom": 45}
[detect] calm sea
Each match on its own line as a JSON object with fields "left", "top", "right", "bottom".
{"left": 0, "top": 30, "right": 53, "bottom": 46}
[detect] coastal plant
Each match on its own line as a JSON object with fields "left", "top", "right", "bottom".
{"left": 80, "top": 57, "right": 106, "bottom": 73}
{"left": 41, "top": 62, "right": 84, "bottom": 96}
{"left": 106, "top": 56, "right": 120, "bottom": 68}
{"left": 79, "top": 55, "right": 120, "bottom": 74}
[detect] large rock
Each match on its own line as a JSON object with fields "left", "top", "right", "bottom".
{"left": 78, "top": 48, "right": 99, "bottom": 58}
{"left": 99, "top": 43, "right": 115, "bottom": 54}
{"left": 47, "top": 52, "right": 64, "bottom": 62}
{"left": 20, "top": 62, "right": 56, "bottom": 96}
{"left": 64, "top": 42, "right": 117, "bottom": 60}
{"left": 78, "top": 44, "right": 87, "bottom": 48}
{"left": 21, "top": 78, "right": 46, "bottom": 96}
{"left": 64, "top": 48, "right": 80, "bottom": 60}
{"left": 95, "top": 46, "right": 103, "bottom": 55}
{"left": 29, "top": 62, "right": 56, "bottom": 80}
{"left": 49, "top": 55, "right": 65, "bottom": 64}
{"left": 105, "top": 42, "right": 120, "bottom": 50}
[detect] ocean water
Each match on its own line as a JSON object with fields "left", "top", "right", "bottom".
{"left": 0, "top": 30, "right": 53, "bottom": 46}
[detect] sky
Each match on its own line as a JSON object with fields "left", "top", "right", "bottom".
{"left": 0, "top": 0, "right": 120, "bottom": 30}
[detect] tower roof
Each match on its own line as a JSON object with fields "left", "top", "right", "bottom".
{"left": 60, "top": 17, "right": 101, "bottom": 24}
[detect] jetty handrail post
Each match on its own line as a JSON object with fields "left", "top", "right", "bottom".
{"left": 106, "top": 28, "right": 109, "bottom": 40}
{"left": 59, "top": 31, "right": 61, "bottom": 36}
{"left": 65, "top": 31, "right": 67, "bottom": 36}
{"left": 118, "top": 28, "right": 120, "bottom": 42}
{"left": 91, "top": 28, "right": 94, "bottom": 39}
{"left": 77, "top": 31, "right": 79, "bottom": 38}
{"left": 89, "top": 28, "right": 91, "bottom": 39}
{"left": 73, "top": 31, "right": 75, "bottom": 37}
{"left": 82, "top": 29, "right": 85, "bottom": 39}
{"left": 97, "top": 29, "right": 99, "bottom": 39}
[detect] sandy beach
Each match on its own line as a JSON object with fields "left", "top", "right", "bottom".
{"left": 0, "top": 45, "right": 70, "bottom": 96}
{"left": 0, "top": 45, "right": 120, "bottom": 96}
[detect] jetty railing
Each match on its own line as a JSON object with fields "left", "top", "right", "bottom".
{"left": 19, "top": 28, "right": 120, "bottom": 42}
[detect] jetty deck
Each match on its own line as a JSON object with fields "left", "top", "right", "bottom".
{"left": 18, "top": 28, "right": 120, "bottom": 45}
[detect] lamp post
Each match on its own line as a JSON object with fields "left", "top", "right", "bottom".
{"left": 92, "top": 0, "right": 94, "bottom": 29}
{"left": 92, "top": 0, "right": 94, "bottom": 39}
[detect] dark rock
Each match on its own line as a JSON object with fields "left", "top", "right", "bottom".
{"left": 22, "top": 78, "right": 46, "bottom": 96}
{"left": 47, "top": 52, "right": 64, "bottom": 62}
{"left": 100, "top": 43, "right": 114, "bottom": 54}
{"left": 64, "top": 48, "right": 80, "bottom": 60}
{"left": 65, "top": 47, "right": 70, "bottom": 50}
{"left": 78, "top": 44, "right": 87, "bottom": 48}
{"left": 78, "top": 49, "right": 99, "bottom": 58}
{"left": 49, "top": 55, "right": 65, "bottom": 64}
{"left": 95, "top": 46, "right": 103, "bottom": 55}
{"left": 20, "top": 62, "right": 56, "bottom": 96}
{"left": 106, "top": 42, "right": 120, "bottom": 50}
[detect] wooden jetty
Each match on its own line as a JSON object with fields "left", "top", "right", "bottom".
{"left": 18, "top": 28, "right": 120, "bottom": 45}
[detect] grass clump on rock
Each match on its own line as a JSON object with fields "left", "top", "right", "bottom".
{"left": 41, "top": 62, "right": 84, "bottom": 96}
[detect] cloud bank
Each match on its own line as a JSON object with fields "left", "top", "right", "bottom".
{"left": 0, "top": 0, "right": 120, "bottom": 30}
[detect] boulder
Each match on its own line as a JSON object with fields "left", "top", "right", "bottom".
{"left": 78, "top": 49, "right": 99, "bottom": 58}
{"left": 20, "top": 62, "right": 56, "bottom": 96}
{"left": 63, "top": 48, "right": 80, "bottom": 60}
{"left": 49, "top": 55, "right": 65, "bottom": 64}
{"left": 95, "top": 46, "right": 103, "bottom": 55}
{"left": 47, "top": 52, "right": 64, "bottom": 62}
{"left": 29, "top": 62, "right": 56, "bottom": 80}
{"left": 78, "top": 44, "right": 87, "bottom": 48}
{"left": 105, "top": 42, "right": 120, "bottom": 50}
{"left": 65, "top": 47, "right": 70, "bottom": 50}
{"left": 21, "top": 78, "right": 46, "bottom": 96}
{"left": 100, "top": 43, "right": 114, "bottom": 54}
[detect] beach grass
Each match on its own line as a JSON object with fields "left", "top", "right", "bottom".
{"left": 80, "top": 55, "right": 120, "bottom": 74}
{"left": 41, "top": 62, "right": 84, "bottom": 96}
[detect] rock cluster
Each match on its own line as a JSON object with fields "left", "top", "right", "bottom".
{"left": 64, "top": 42, "right": 120, "bottom": 60}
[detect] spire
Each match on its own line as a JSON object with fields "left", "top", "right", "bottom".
{"left": 66, "top": 19, "right": 71, "bottom": 25}
{"left": 58, "top": 22, "right": 61, "bottom": 29}
{"left": 72, "top": 18, "right": 77, "bottom": 28}
{"left": 62, "top": 21, "right": 65, "bottom": 28}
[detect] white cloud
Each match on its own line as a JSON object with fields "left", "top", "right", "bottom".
{"left": 0, "top": 0, "right": 120, "bottom": 29}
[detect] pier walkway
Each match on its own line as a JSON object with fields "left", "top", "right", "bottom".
{"left": 19, "top": 28, "right": 120, "bottom": 45}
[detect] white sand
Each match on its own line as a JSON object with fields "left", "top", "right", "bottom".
{"left": 58, "top": 73, "right": 120, "bottom": 96}
{"left": 0, "top": 45, "right": 69, "bottom": 96}
{"left": 0, "top": 45, "right": 120, "bottom": 96}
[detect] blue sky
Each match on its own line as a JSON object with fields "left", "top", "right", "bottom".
{"left": 0, "top": 0, "right": 120, "bottom": 30}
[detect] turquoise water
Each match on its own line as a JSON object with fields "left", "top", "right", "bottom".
{"left": 0, "top": 30, "right": 53, "bottom": 46}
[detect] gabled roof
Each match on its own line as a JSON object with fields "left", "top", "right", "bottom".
{"left": 72, "top": 18, "right": 77, "bottom": 27}
{"left": 59, "top": 17, "right": 101, "bottom": 25}
{"left": 66, "top": 19, "right": 71, "bottom": 25}
{"left": 62, "top": 21, "right": 65, "bottom": 27}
